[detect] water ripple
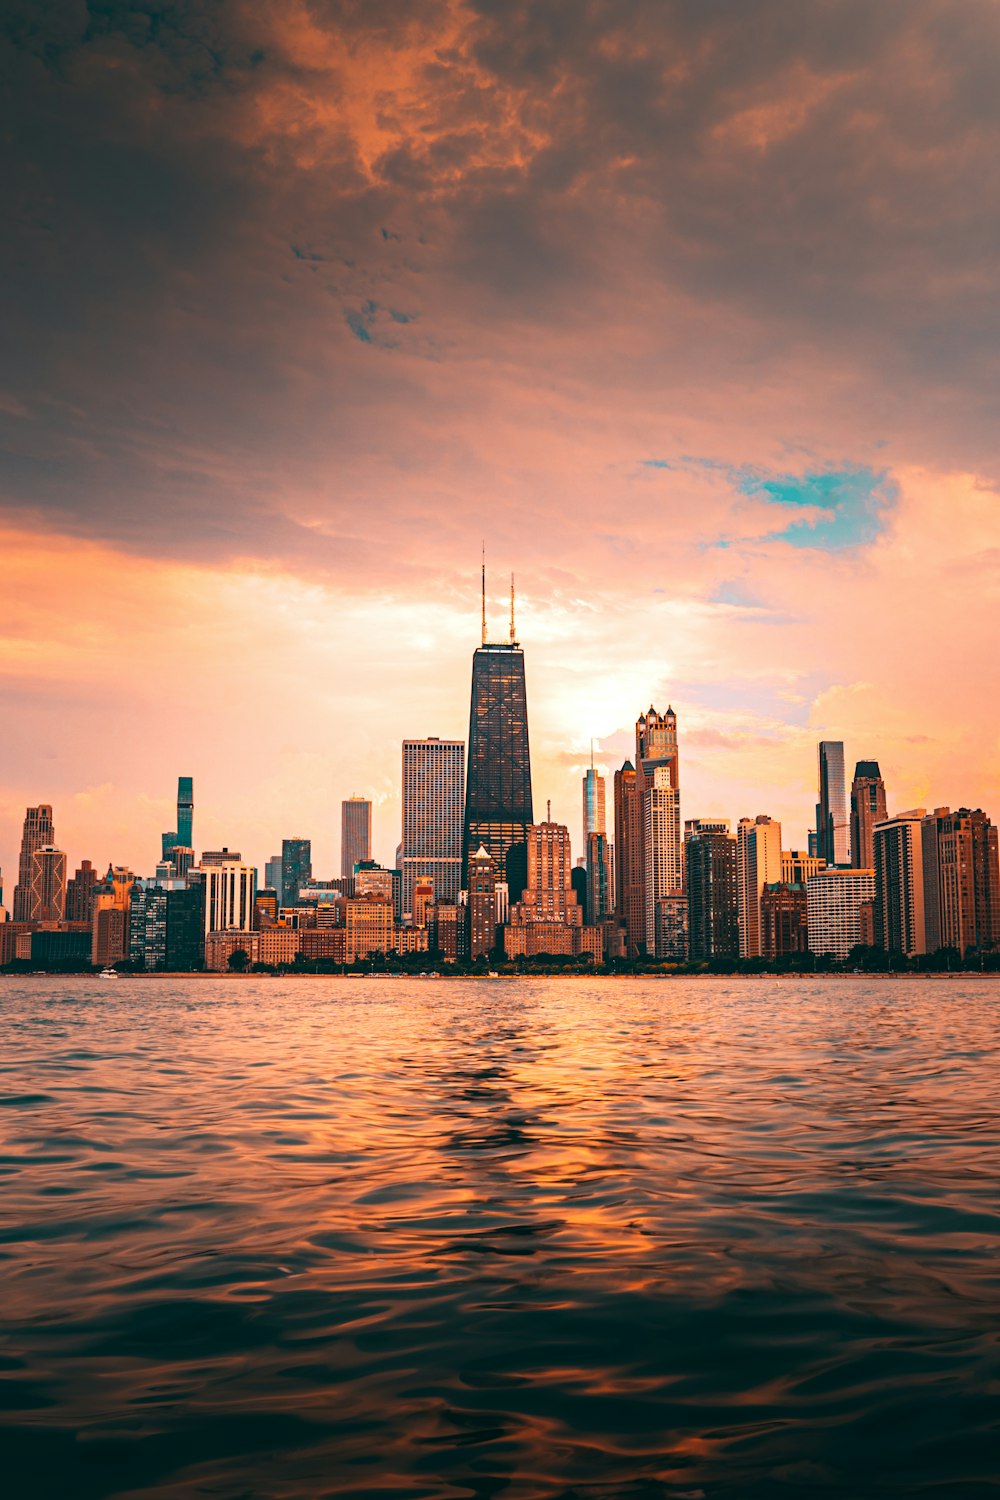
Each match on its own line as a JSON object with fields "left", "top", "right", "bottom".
{"left": 0, "top": 975, "right": 998, "bottom": 1498}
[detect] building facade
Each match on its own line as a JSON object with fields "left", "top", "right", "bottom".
{"left": 466, "top": 844, "right": 499, "bottom": 959}
{"left": 850, "top": 761, "right": 887, "bottom": 872}
{"left": 401, "top": 737, "right": 464, "bottom": 918}
{"left": 13, "top": 805, "right": 55, "bottom": 922}
{"left": 817, "top": 741, "right": 849, "bottom": 867}
{"left": 613, "top": 760, "right": 643, "bottom": 958}
{"left": 806, "top": 868, "right": 876, "bottom": 959}
{"left": 686, "top": 822, "right": 738, "bottom": 962}
{"left": 341, "top": 798, "right": 372, "bottom": 879}
{"left": 582, "top": 763, "right": 606, "bottom": 839}
{"left": 873, "top": 811, "right": 926, "bottom": 956}
{"left": 202, "top": 859, "right": 257, "bottom": 935}
{"left": 761, "top": 883, "right": 809, "bottom": 959}
{"left": 462, "top": 639, "right": 533, "bottom": 895}
{"left": 737, "top": 816, "right": 782, "bottom": 958}
{"left": 281, "top": 838, "right": 312, "bottom": 909}
{"left": 29, "top": 846, "right": 67, "bottom": 923}
{"left": 585, "top": 831, "right": 613, "bottom": 925}
{"left": 922, "top": 807, "right": 1000, "bottom": 956}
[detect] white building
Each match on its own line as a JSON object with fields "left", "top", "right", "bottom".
{"left": 201, "top": 859, "right": 257, "bottom": 934}
{"left": 737, "top": 816, "right": 782, "bottom": 958}
{"left": 806, "top": 867, "right": 876, "bottom": 960}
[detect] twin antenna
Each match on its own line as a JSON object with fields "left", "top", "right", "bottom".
{"left": 480, "top": 547, "right": 517, "bottom": 646}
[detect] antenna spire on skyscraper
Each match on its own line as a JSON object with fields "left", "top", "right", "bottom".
{"left": 510, "top": 573, "right": 516, "bottom": 644}
{"left": 481, "top": 544, "right": 487, "bottom": 646}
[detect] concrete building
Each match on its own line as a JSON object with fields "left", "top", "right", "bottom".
{"left": 781, "top": 850, "right": 826, "bottom": 884}
{"left": 202, "top": 859, "right": 257, "bottom": 935}
{"left": 467, "top": 844, "right": 498, "bottom": 959}
{"left": 65, "top": 860, "right": 97, "bottom": 924}
{"left": 654, "top": 893, "right": 688, "bottom": 961}
{"left": 280, "top": 838, "right": 311, "bottom": 910}
{"left": 761, "top": 883, "right": 809, "bottom": 959}
{"left": 873, "top": 811, "right": 927, "bottom": 957}
{"left": 686, "top": 821, "right": 738, "bottom": 962}
{"left": 922, "top": 807, "right": 1000, "bottom": 956}
{"left": 806, "top": 867, "right": 876, "bottom": 960}
{"left": 585, "top": 831, "right": 613, "bottom": 925}
{"left": 341, "top": 798, "right": 372, "bottom": 879}
{"left": 850, "top": 761, "right": 887, "bottom": 871}
{"left": 642, "top": 765, "right": 682, "bottom": 953}
{"left": 91, "top": 865, "right": 136, "bottom": 966}
{"left": 29, "top": 846, "right": 67, "bottom": 923}
{"left": 503, "top": 922, "right": 603, "bottom": 963}
{"left": 12, "top": 805, "right": 54, "bottom": 922}
{"left": 401, "top": 738, "right": 464, "bottom": 917}
{"left": 737, "top": 816, "right": 782, "bottom": 958}
{"left": 614, "top": 759, "right": 643, "bottom": 958}
{"left": 516, "top": 818, "right": 578, "bottom": 923}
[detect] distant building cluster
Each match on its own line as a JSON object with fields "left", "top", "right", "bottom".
{"left": 3, "top": 587, "right": 999, "bottom": 971}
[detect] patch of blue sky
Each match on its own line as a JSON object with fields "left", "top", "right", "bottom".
{"left": 640, "top": 457, "right": 896, "bottom": 550}
{"left": 738, "top": 467, "right": 895, "bottom": 549}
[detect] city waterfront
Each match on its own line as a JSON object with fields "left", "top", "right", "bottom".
{"left": 2, "top": 975, "right": 999, "bottom": 1498}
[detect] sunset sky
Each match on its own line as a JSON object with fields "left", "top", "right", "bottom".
{"left": 3, "top": 0, "right": 999, "bottom": 881}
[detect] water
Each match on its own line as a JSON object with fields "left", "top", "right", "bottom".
{"left": 1, "top": 975, "right": 998, "bottom": 1499}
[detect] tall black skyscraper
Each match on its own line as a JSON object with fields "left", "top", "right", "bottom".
{"left": 462, "top": 571, "right": 533, "bottom": 893}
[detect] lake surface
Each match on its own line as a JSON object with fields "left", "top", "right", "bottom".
{"left": 1, "top": 975, "right": 998, "bottom": 1499}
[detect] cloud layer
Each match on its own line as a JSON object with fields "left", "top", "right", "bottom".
{"left": 1, "top": 0, "right": 998, "bottom": 876}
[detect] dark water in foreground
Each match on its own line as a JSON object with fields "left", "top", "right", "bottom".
{"left": 1, "top": 977, "right": 999, "bottom": 1499}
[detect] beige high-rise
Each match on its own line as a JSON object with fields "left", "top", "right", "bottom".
{"left": 737, "top": 816, "right": 783, "bottom": 958}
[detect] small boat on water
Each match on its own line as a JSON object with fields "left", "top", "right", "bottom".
{"left": 98, "top": 967, "right": 119, "bottom": 979}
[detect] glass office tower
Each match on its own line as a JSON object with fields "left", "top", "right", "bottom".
{"left": 463, "top": 642, "right": 533, "bottom": 894}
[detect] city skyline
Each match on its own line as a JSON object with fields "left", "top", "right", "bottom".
{"left": 3, "top": 7, "right": 1000, "bottom": 894}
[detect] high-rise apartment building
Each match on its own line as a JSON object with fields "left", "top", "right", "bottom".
{"left": 341, "top": 798, "right": 372, "bottom": 879}
{"left": 806, "top": 868, "right": 876, "bottom": 960}
{"left": 13, "top": 805, "right": 54, "bottom": 922}
{"left": 817, "top": 741, "right": 849, "bottom": 867}
{"left": 686, "top": 822, "right": 738, "bottom": 962}
{"left": 514, "top": 819, "right": 579, "bottom": 924}
{"left": 29, "top": 846, "right": 67, "bottom": 924}
{"left": 585, "top": 831, "right": 613, "bottom": 925}
{"left": 281, "top": 838, "right": 312, "bottom": 908}
{"left": 65, "top": 860, "right": 97, "bottom": 924}
{"left": 202, "top": 859, "right": 257, "bottom": 935}
{"left": 91, "top": 865, "right": 136, "bottom": 967}
{"left": 264, "top": 854, "right": 282, "bottom": 893}
{"left": 850, "top": 761, "right": 887, "bottom": 871}
{"left": 467, "top": 844, "right": 498, "bottom": 959}
{"left": 761, "top": 883, "right": 809, "bottom": 958}
{"left": 613, "top": 760, "right": 643, "bottom": 957}
{"left": 582, "top": 758, "right": 606, "bottom": 839}
{"left": 642, "top": 765, "right": 683, "bottom": 953}
{"left": 462, "top": 603, "right": 533, "bottom": 893}
{"left": 922, "top": 807, "right": 1000, "bottom": 956}
{"left": 873, "top": 811, "right": 926, "bottom": 957}
{"left": 737, "top": 816, "right": 783, "bottom": 958}
{"left": 401, "top": 738, "right": 464, "bottom": 918}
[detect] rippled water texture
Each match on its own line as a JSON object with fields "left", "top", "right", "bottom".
{"left": 2, "top": 976, "right": 999, "bottom": 1498}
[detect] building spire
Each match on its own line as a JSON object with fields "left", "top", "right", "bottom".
{"left": 510, "top": 572, "right": 516, "bottom": 644}
{"left": 481, "top": 544, "right": 487, "bottom": 646}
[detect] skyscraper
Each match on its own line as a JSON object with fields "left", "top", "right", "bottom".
{"left": 873, "top": 811, "right": 926, "bottom": 956}
{"left": 264, "top": 854, "right": 283, "bottom": 893}
{"left": 514, "top": 818, "right": 579, "bottom": 924}
{"left": 922, "top": 807, "right": 1000, "bottom": 956}
{"left": 582, "top": 751, "right": 606, "bottom": 839}
{"left": 13, "top": 805, "right": 54, "bottom": 922}
{"left": 642, "top": 765, "right": 683, "bottom": 953}
{"left": 806, "top": 868, "right": 876, "bottom": 960}
{"left": 467, "top": 844, "right": 498, "bottom": 959}
{"left": 585, "top": 831, "right": 613, "bottom": 925}
{"left": 737, "top": 815, "right": 783, "bottom": 958}
{"left": 850, "top": 761, "right": 887, "bottom": 871}
{"left": 613, "top": 760, "right": 642, "bottom": 957}
{"left": 636, "top": 706, "right": 682, "bottom": 954}
{"left": 66, "top": 860, "right": 97, "bottom": 924}
{"left": 177, "top": 776, "right": 193, "bottom": 849}
{"left": 686, "top": 821, "right": 738, "bottom": 962}
{"left": 29, "top": 847, "right": 67, "bottom": 923}
{"left": 462, "top": 574, "right": 533, "bottom": 892}
{"left": 281, "top": 838, "right": 312, "bottom": 908}
{"left": 341, "top": 798, "right": 372, "bottom": 879}
{"left": 401, "top": 738, "right": 464, "bottom": 918}
{"left": 817, "top": 741, "right": 849, "bottom": 867}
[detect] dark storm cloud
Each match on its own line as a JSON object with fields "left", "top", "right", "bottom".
{"left": 3, "top": 0, "right": 1000, "bottom": 574}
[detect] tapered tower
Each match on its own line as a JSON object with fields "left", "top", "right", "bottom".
{"left": 462, "top": 569, "right": 533, "bottom": 892}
